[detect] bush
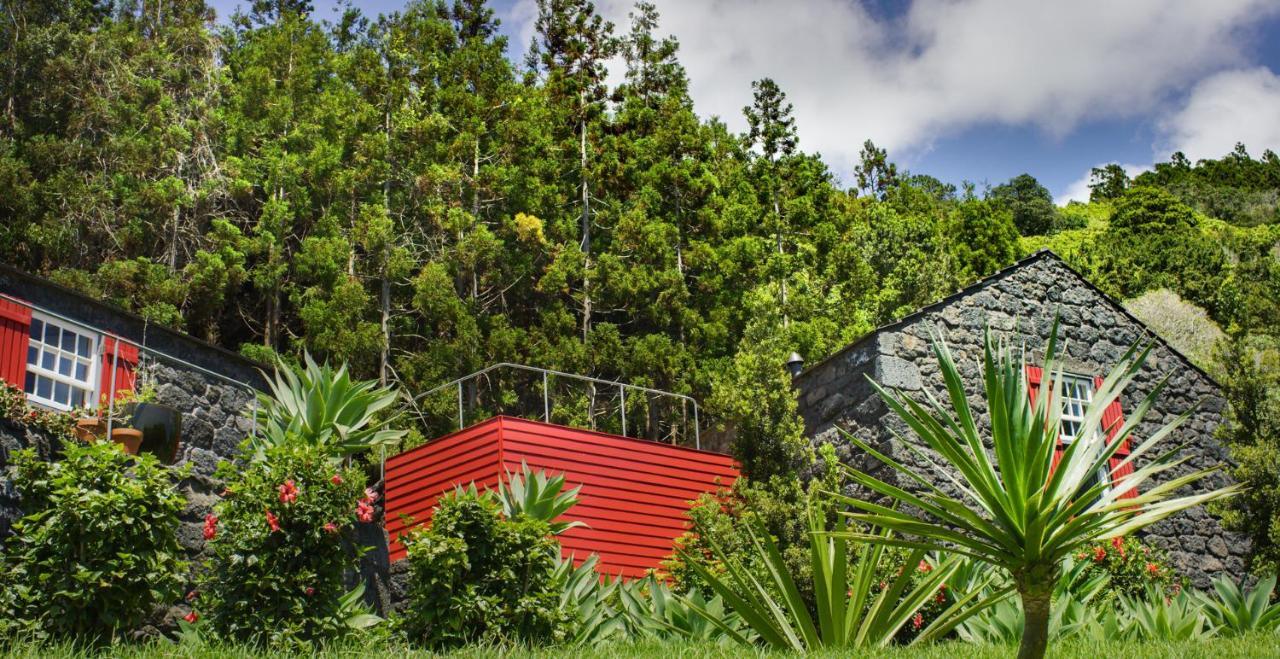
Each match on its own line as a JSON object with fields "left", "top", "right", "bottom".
{"left": 1072, "top": 536, "right": 1180, "bottom": 601}
{"left": 192, "top": 442, "right": 379, "bottom": 646}
{"left": 397, "top": 486, "right": 573, "bottom": 648}
{"left": 0, "top": 441, "right": 187, "bottom": 641}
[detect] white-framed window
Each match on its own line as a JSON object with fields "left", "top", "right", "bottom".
{"left": 1056, "top": 373, "right": 1110, "bottom": 493}
{"left": 23, "top": 313, "right": 98, "bottom": 411}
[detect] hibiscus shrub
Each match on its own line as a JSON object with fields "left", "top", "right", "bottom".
{"left": 1076, "top": 535, "right": 1182, "bottom": 600}
{"left": 192, "top": 442, "right": 379, "bottom": 645}
{"left": 0, "top": 441, "right": 186, "bottom": 641}
{"left": 397, "top": 486, "right": 572, "bottom": 648}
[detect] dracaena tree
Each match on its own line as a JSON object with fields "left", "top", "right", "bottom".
{"left": 828, "top": 321, "right": 1239, "bottom": 659}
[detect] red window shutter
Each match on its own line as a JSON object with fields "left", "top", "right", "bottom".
{"left": 99, "top": 336, "right": 139, "bottom": 407}
{"left": 1095, "top": 375, "right": 1137, "bottom": 500}
{"left": 0, "top": 299, "right": 33, "bottom": 390}
{"left": 1026, "top": 365, "right": 1065, "bottom": 474}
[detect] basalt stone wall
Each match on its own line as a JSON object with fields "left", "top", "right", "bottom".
{"left": 0, "top": 419, "right": 63, "bottom": 539}
{"left": 795, "top": 252, "right": 1245, "bottom": 588}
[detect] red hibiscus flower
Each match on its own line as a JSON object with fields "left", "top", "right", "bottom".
{"left": 330, "top": 473, "right": 344, "bottom": 485}
{"left": 278, "top": 479, "right": 298, "bottom": 504}
{"left": 202, "top": 514, "right": 218, "bottom": 541}
{"left": 265, "top": 509, "right": 281, "bottom": 533}
{"left": 324, "top": 522, "right": 338, "bottom": 534}
{"left": 363, "top": 487, "right": 379, "bottom": 503}
{"left": 1093, "top": 546, "right": 1107, "bottom": 563}
{"left": 356, "top": 500, "right": 374, "bottom": 523}
{"left": 917, "top": 559, "right": 933, "bottom": 573}
{"left": 911, "top": 612, "right": 924, "bottom": 630}
{"left": 183, "top": 610, "right": 199, "bottom": 624}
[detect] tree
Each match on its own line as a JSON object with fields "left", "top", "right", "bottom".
{"left": 988, "top": 173, "right": 1057, "bottom": 236}
{"left": 854, "top": 139, "right": 898, "bottom": 200}
{"left": 829, "top": 323, "right": 1237, "bottom": 659}
{"left": 1088, "top": 164, "right": 1129, "bottom": 201}
{"left": 743, "top": 78, "right": 798, "bottom": 325}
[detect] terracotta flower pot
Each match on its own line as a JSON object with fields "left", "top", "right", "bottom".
{"left": 110, "top": 427, "right": 144, "bottom": 455}
{"left": 75, "top": 417, "right": 107, "bottom": 443}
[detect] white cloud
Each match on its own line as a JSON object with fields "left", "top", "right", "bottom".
{"left": 507, "top": 0, "right": 1276, "bottom": 175}
{"left": 1157, "top": 67, "right": 1280, "bottom": 162}
{"left": 1055, "top": 162, "right": 1151, "bottom": 206}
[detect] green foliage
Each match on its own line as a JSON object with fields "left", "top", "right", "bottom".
{"left": 195, "top": 442, "right": 379, "bottom": 646}
{"left": 955, "top": 557, "right": 1111, "bottom": 645}
{"left": 617, "top": 577, "right": 753, "bottom": 645}
{"left": 1071, "top": 536, "right": 1180, "bottom": 602}
{"left": 1123, "top": 289, "right": 1225, "bottom": 371}
{"left": 1194, "top": 574, "right": 1280, "bottom": 635}
{"left": 676, "top": 498, "right": 1009, "bottom": 650}
{"left": 397, "top": 486, "right": 573, "bottom": 648}
{"left": 1088, "top": 164, "right": 1130, "bottom": 202}
{"left": 251, "top": 354, "right": 406, "bottom": 460}
{"left": 988, "top": 174, "right": 1057, "bottom": 236}
{"left": 498, "top": 464, "right": 586, "bottom": 535}
{"left": 831, "top": 321, "right": 1238, "bottom": 659}
{"left": 1121, "top": 587, "right": 1215, "bottom": 641}
{"left": 0, "top": 382, "right": 77, "bottom": 442}
{"left": 0, "top": 441, "right": 187, "bottom": 642}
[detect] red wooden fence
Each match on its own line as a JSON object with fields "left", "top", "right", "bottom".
{"left": 383, "top": 416, "right": 739, "bottom": 578}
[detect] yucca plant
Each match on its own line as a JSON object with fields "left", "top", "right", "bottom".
{"left": 251, "top": 353, "right": 406, "bottom": 460}
{"left": 956, "top": 556, "right": 1110, "bottom": 645}
{"left": 829, "top": 321, "right": 1239, "bottom": 659}
{"left": 677, "top": 498, "right": 1010, "bottom": 650}
{"left": 1195, "top": 574, "right": 1280, "bottom": 635}
{"left": 499, "top": 464, "right": 586, "bottom": 535}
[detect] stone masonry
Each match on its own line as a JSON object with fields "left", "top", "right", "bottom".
{"left": 794, "top": 250, "right": 1245, "bottom": 588}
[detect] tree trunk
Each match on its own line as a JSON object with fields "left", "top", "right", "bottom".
{"left": 579, "top": 113, "right": 592, "bottom": 343}
{"left": 1017, "top": 585, "right": 1052, "bottom": 659}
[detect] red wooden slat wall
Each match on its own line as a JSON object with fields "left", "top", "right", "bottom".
{"left": 382, "top": 416, "right": 739, "bottom": 577}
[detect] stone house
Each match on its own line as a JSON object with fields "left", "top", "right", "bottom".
{"left": 794, "top": 250, "right": 1245, "bottom": 587}
{"left": 0, "top": 264, "right": 264, "bottom": 553}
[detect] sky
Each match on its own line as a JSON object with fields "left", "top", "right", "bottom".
{"left": 208, "top": 0, "right": 1280, "bottom": 204}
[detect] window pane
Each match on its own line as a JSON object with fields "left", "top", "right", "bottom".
{"left": 75, "top": 362, "right": 88, "bottom": 381}
{"left": 45, "top": 325, "right": 58, "bottom": 345}
{"left": 24, "top": 371, "right": 35, "bottom": 393}
{"left": 77, "top": 335, "right": 91, "bottom": 358}
{"left": 41, "top": 351, "right": 54, "bottom": 370}
{"left": 54, "top": 381, "right": 69, "bottom": 405}
{"left": 58, "top": 356, "right": 72, "bottom": 377}
{"left": 36, "top": 376, "right": 51, "bottom": 399}
{"left": 61, "top": 329, "right": 75, "bottom": 351}
{"left": 30, "top": 318, "right": 42, "bottom": 340}
{"left": 27, "top": 345, "right": 36, "bottom": 365}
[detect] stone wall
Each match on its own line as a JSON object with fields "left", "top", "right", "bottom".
{"left": 795, "top": 251, "right": 1246, "bottom": 587}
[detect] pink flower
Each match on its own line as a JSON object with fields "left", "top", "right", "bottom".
{"left": 324, "top": 522, "right": 339, "bottom": 534}
{"left": 330, "top": 473, "right": 344, "bottom": 485}
{"left": 363, "top": 487, "right": 379, "bottom": 503}
{"left": 917, "top": 559, "right": 933, "bottom": 573}
{"left": 278, "top": 479, "right": 298, "bottom": 504}
{"left": 183, "top": 610, "right": 199, "bottom": 624}
{"left": 265, "top": 509, "right": 281, "bottom": 533}
{"left": 356, "top": 500, "right": 374, "bottom": 523}
{"left": 305, "top": 586, "right": 315, "bottom": 597}
{"left": 912, "top": 612, "right": 924, "bottom": 630}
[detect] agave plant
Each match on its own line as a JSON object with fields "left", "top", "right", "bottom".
{"left": 829, "top": 321, "right": 1239, "bottom": 659}
{"left": 618, "top": 577, "right": 753, "bottom": 644}
{"left": 251, "top": 354, "right": 406, "bottom": 460}
{"left": 1122, "top": 586, "right": 1216, "bottom": 641}
{"left": 499, "top": 464, "right": 586, "bottom": 535}
{"left": 552, "top": 554, "right": 626, "bottom": 645}
{"left": 677, "top": 498, "right": 1010, "bottom": 650}
{"left": 1195, "top": 574, "right": 1280, "bottom": 635}
{"left": 956, "top": 556, "right": 1110, "bottom": 645}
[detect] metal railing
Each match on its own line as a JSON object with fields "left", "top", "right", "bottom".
{"left": 410, "top": 362, "right": 701, "bottom": 450}
{"left": 0, "top": 292, "right": 261, "bottom": 439}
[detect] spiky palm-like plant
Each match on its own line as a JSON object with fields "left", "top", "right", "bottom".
{"left": 829, "top": 321, "right": 1239, "bottom": 659}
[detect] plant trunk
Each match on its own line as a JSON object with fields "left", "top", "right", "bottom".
{"left": 1017, "top": 585, "right": 1051, "bottom": 659}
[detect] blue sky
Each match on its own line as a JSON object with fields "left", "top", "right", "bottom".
{"left": 208, "top": 0, "right": 1280, "bottom": 203}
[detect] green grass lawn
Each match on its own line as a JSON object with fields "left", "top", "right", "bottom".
{"left": 5, "top": 635, "right": 1279, "bottom": 659}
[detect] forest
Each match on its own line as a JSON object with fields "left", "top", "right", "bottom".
{"left": 2, "top": 0, "right": 1279, "bottom": 567}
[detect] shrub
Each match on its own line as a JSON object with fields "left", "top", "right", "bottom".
{"left": 192, "top": 442, "right": 379, "bottom": 646}
{"left": 0, "top": 382, "right": 76, "bottom": 442}
{"left": 397, "top": 486, "right": 573, "bottom": 648}
{"left": 1072, "top": 536, "right": 1180, "bottom": 601}
{"left": 0, "top": 441, "right": 186, "bottom": 641}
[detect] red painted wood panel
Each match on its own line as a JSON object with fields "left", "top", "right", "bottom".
{"left": 0, "top": 298, "right": 33, "bottom": 390}
{"left": 99, "top": 336, "right": 139, "bottom": 405}
{"left": 382, "top": 415, "right": 739, "bottom": 575}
